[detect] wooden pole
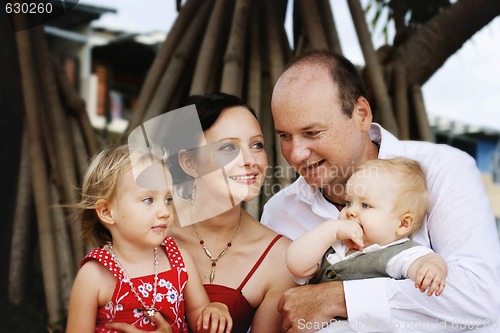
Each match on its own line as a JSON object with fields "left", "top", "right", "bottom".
{"left": 393, "top": 64, "right": 410, "bottom": 139}
{"left": 35, "top": 26, "right": 83, "bottom": 266}
{"left": 8, "top": 123, "right": 32, "bottom": 305}
{"left": 52, "top": 56, "right": 100, "bottom": 157}
{"left": 317, "top": 0, "right": 343, "bottom": 54}
{"left": 190, "top": 0, "right": 229, "bottom": 95}
{"left": 348, "top": 0, "right": 399, "bottom": 136}
{"left": 143, "top": 0, "right": 214, "bottom": 122}
{"left": 296, "top": 0, "right": 329, "bottom": 51}
{"left": 220, "top": 0, "right": 251, "bottom": 97}
{"left": 266, "top": 0, "right": 294, "bottom": 189}
{"left": 411, "top": 84, "right": 435, "bottom": 142}
{"left": 126, "top": 0, "right": 204, "bottom": 135}
{"left": 244, "top": 0, "right": 264, "bottom": 219}
{"left": 15, "top": 25, "right": 62, "bottom": 325}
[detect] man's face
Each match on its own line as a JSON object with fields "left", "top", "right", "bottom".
{"left": 271, "top": 65, "right": 368, "bottom": 191}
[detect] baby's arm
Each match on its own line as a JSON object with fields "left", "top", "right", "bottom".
{"left": 407, "top": 252, "right": 448, "bottom": 296}
{"left": 286, "top": 219, "right": 364, "bottom": 278}
{"left": 180, "top": 247, "right": 232, "bottom": 333}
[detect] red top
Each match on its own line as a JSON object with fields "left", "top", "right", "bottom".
{"left": 204, "top": 234, "right": 283, "bottom": 333}
{"left": 82, "top": 237, "right": 189, "bottom": 333}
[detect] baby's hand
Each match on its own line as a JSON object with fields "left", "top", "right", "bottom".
{"left": 410, "top": 253, "right": 448, "bottom": 296}
{"left": 196, "top": 302, "right": 232, "bottom": 333}
{"left": 334, "top": 219, "right": 364, "bottom": 251}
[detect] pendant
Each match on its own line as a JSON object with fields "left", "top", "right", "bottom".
{"left": 146, "top": 308, "right": 156, "bottom": 318}
{"left": 209, "top": 263, "right": 216, "bottom": 283}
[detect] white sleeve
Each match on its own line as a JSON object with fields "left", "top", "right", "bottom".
{"left": 344, "top": 150, "right": 500, "bottom": 330}
{"left": 386, "top": 245, "right": 433, "bottom": 279}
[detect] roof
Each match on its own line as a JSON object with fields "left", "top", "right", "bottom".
{"left": 47, "top": 3, "right": 116, "bottom": 29}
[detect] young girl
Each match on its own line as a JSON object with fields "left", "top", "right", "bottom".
{"left": 66, "top": 144, "right": 232, "bottom": 333}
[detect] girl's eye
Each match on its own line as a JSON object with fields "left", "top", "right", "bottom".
{"left": 165, "top": 197, "right": 173, "bottom": 205}
{"left": 345, "top": 200, "right": 352, "bottom": 206}
{"left": 362, "top": 203, "right": 370, "bottom": 209}
{"left": 143, "top": 198, "right": 153, "bottom": 204}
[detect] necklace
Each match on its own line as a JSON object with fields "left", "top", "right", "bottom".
{"left": 107, "top": 243, "right": 159, "bottom": 318}
{"left": 193, "top": 221, "right": 241, "bottom": 283}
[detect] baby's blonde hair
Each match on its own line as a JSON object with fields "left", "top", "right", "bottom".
{"left": 77, "top": 144, "right": 166, "bottom": 246}
{"left": 355, "top": 157, "right": 429, "bottom": 236}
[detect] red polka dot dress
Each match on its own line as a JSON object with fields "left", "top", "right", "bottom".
{"left": 82, "top": 237, "right": 189, "bottom": 332}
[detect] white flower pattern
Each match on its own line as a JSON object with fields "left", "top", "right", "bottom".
{"left": 88, "top": 238, "right": 188, "bottom": 332}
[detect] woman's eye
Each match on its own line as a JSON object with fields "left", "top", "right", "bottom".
{"left": 251, "top": 142, "right": 264, "bottom": 150}
{"left": 219, "top": 143, "right": 237, "bottom": 152}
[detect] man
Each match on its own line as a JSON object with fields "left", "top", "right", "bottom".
{"left": 261, "top": 51, "right": 500, "bottom": 332}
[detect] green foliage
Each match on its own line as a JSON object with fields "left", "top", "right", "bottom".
{"left": 365, "top": 0, "right": 452, "bottom": 43}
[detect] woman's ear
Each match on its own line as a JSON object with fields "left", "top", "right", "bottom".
{"left": 178, "top": 149, "right": 199, "bottom": 178}
{"left": 96, "top": 199, "right": 115, "bottom": 226}
{"left": 397, "top": 212, "right": 414, "bottom": 237}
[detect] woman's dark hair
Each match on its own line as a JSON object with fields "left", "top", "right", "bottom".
{"left": 167, "top": 92, "right": 258, "bottom": 198}
{"left": 184, "top": 92, "right": 257, "bottom": 130}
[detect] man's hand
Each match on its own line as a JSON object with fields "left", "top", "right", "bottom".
{"left": 278, "top": 282, "right": 347, "bottom": 333}
{"left": 104, "top": 311, "right": 173, "bottom": 333}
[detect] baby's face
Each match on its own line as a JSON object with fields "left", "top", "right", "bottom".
{"left": 342, "top": 168, "right": 404, "bottom": 247}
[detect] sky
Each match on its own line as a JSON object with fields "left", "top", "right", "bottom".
{"left": 79, "top": 0, "right": 500, "bottom": 132}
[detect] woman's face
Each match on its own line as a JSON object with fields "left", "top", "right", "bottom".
{"left": 197, "top": 106, "right": 268, "bottom": 204}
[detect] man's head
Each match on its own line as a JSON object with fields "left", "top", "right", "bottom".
{"left": 271, "top": 52, "right": 375, "bottom": 196}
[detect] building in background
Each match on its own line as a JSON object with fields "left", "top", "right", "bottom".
{"left": 45, "top": 3, "right": 164, "bottom": 136}
{"left": 431, "top": 117, "right": 500, "bottom": 237}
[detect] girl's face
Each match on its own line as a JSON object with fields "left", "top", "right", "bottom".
{"left": 105, "top": 164, "right": 175, "bottom": 248}
{"left": 196, "top": 106, "right": 268, "bottom": 204}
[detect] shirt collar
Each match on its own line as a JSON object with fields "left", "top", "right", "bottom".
{"left": 370, "top": 123, "right": 405, "bottom": 158}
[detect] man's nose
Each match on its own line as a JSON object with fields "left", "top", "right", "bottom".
{"left": 287, "top": 137, "right": 311, "bottom": 165}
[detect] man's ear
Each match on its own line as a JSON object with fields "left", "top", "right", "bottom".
{"left": 178, "top": 149, "right": 199, "bottom": 178}
{"left": 96, "top": 199, "right": 115, "bottom": 226}
{"left": 397, "top": 212, "right": 414, "bottom": 237}
{"left": 354, "top": 96, "right": 373, "bottom": 131}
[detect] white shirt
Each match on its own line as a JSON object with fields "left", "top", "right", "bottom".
{"left": 262, "top": 124, "right": 500, "bottom": 332}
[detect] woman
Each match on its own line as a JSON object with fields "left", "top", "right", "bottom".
{"left": 107, "top": 93, "right": 296, "bottom": 333}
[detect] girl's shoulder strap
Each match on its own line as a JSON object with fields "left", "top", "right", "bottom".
{"left": 162, "top": 236, "right": 186, "bottom": 270}
{"left": 81, "top": 247, "right": 124, "bottom": 280}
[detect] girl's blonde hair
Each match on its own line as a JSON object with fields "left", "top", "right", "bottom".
{"left": 77, "top": 144, "right": 165, "bottom": 246}
{"left": 356, "top": 157, "right": 429, "bottom": 236}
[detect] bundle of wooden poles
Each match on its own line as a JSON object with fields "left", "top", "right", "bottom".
{"left": 8, "top": 0, "right": 433, "bottom": 329}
